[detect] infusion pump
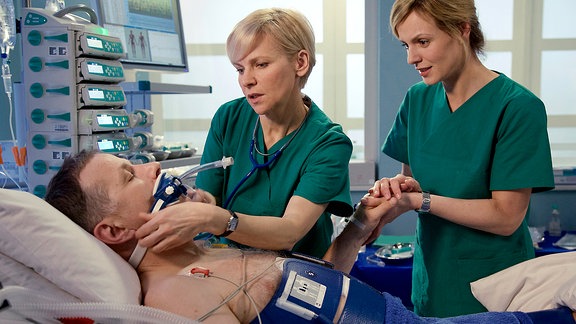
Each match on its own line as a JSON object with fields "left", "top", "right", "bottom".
{"left": 21, "top": 7, "right": 152, "bottom": 197}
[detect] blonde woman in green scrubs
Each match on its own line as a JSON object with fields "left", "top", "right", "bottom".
{"left": 361, "top": 0, "right": 555, "bottom": 318}
{"left": 134, "top": 8, "right": 353, "bottom": 259}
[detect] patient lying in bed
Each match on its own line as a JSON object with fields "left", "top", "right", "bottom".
{"left": 1, "top": 151, "right": 575, "bottom": 323}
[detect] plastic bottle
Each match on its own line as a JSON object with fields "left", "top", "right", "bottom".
{"left": 547, "top": 205, "right": 562, "bottom": 237}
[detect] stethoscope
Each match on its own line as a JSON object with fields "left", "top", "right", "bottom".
{"left": 222, "top": 111, "right": 308, "bottom": 209}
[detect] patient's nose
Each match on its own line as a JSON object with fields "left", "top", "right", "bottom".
{"left": 135, "top": 162, "right": 161, "bottom": 179}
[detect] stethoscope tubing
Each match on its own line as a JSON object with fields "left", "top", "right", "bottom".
{"left": 222, "top": 139, "right": 283, "bottom": 208}
{"left": 223, "top": 109, "right": 308, "bottom": 209}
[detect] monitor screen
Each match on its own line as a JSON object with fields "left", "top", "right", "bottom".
{"left": 97, "top": 0, "right": 188, "bottom": 72}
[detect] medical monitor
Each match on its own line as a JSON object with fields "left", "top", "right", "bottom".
{"left": 97, "top": 0, "right": 188, "bottom": 72}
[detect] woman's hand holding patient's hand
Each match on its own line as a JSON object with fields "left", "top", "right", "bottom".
{"left": 367, "top": 174, "right": 421, "bottom": 201}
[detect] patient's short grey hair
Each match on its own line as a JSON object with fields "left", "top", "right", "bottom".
{"left": 45, "top": 150, "right": 117, "bottom": 234}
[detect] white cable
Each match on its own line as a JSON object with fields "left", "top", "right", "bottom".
{"left": 0, "top": 168, "right": 8, "bottom": 188}
{"left": 7, "top": 91, "right": 14, "bottom": 140}
{"left": 1, "top": 164, "right": 21, "bottom": 190}
{"left": 196, "top": 255, "right": 282, "bottom": 322}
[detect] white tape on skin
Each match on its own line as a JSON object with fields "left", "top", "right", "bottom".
{"left": 349, "top": 216, "right": 366, "bottom": 230}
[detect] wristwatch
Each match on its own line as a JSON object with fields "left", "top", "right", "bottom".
{"left": 220, "top": 210, "right": 239, "bottom": 237}
{"left": 417, "top": 191, "right": 431, "bottom": 213}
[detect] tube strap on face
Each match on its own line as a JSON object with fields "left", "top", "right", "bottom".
{"left": 151, "top": 173, "right": 188, "bottom": 212}
{"left": 128, "top": 173, "right": 189, "bottom": 269}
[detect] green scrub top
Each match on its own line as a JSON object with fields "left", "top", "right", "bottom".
{"left": 383, "top": 73, "right": 554, "bottom": 317}
{"left": 196, "top": 96, "right": 353, "bottom": 258}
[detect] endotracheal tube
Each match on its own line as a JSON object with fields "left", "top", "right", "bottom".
{"left": 155, "top": 156, "right": 234, "bottom": 207}
{"left": 177, "top": 156, "right": 234, "bottom": 181}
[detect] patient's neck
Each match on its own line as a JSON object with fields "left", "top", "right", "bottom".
{"left": 137, "top": 241, "right": 205, "bottom": 273}
{"left": 113, "top": 240, "right": 141, "bottom": 262}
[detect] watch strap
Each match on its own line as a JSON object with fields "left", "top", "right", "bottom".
{"left": 417, "top": 191, "right": 431, "bottom": 213}
{"left": 220, "top": 210, "right": 238, "bottom": 237}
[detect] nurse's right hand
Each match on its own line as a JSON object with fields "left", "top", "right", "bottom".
{"left": 136, "top": 197, "right": 223, "bottom": 253}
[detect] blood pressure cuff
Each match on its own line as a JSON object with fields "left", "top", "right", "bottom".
{"left": 252, "top": 258, "right": 387, "bottom": 323}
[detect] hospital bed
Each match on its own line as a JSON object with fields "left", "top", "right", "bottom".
{"left": 0, "top": 188, "right": 195, "bottom": 323}
{"left": 0, "top": 188, "right": 574, "bottom": 323}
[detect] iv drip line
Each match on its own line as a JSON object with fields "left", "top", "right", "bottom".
{"left": 0, "top": 0, "right": 26, "bottom": 190}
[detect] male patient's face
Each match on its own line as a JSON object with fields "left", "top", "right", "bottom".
{"left": 79, "top": 153, "right": 161, "bottom": 226}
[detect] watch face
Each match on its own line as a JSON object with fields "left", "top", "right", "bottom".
{"left": 227, "top": 217, "right": 239, "bottom": 231}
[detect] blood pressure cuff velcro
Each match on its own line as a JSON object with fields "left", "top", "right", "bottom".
{"left": 252, "top": 258, "right": 387, "bottom": 323}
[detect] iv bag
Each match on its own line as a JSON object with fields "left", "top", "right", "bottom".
{"left": 0, "top": 0, "right": 16, "bottom": 56}
{"left": 44, "top": 0, "right": 65, "bottom": 12}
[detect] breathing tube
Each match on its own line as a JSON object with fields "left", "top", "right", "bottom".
{"left": 0, "top": 286, "right": 196, "bottom": 324}
{"left": 128, "top": 157, "right": 234, "bottom": 268}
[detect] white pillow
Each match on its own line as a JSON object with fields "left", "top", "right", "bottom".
{"left": 471, "top": 251, "right": 576, "bottom": 312}
{"left": 555, "top": 273, "right": 576, "bottom": 311}
{"left": 0, "top": 188, "right": 141, "bottom": 303}
{"left": 0, "top": 251, "right": 78, "bottom": 302}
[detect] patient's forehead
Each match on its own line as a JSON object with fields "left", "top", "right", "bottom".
{"left": 79, "top": 154, "right": 126, "bottom": 192}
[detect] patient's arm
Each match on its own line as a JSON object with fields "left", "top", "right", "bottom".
{"left": 144, "top": 275, "right": 239, "bottom": 323}
{"left": 324, "top": 196, "right": 405, "bottom": 273}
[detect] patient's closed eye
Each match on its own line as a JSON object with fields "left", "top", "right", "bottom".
{"left": 120, "top": 165, "right": 135, "bottom": 183}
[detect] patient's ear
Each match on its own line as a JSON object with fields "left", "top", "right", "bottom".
{"left": 94, "top": 221, "right": 134, "bottom": 245}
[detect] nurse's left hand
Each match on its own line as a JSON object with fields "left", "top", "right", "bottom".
{"left": 368, "top": 174, "right": 421, "bottom": 201}
{"left": 136, "top": 200, "right": 217, "bottom": 252}
{"left": 184, "top": 188, "right": 216, "bottom": 205}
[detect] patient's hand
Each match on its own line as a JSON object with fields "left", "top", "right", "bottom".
{"left": 326, "top": 196, "right": 404, "bottom": 273}
{"left": 355, "top": 190, "right": 420, "bottom": 245}
{"left": 354, "top": 196, "right": 402, "bottom": 245}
